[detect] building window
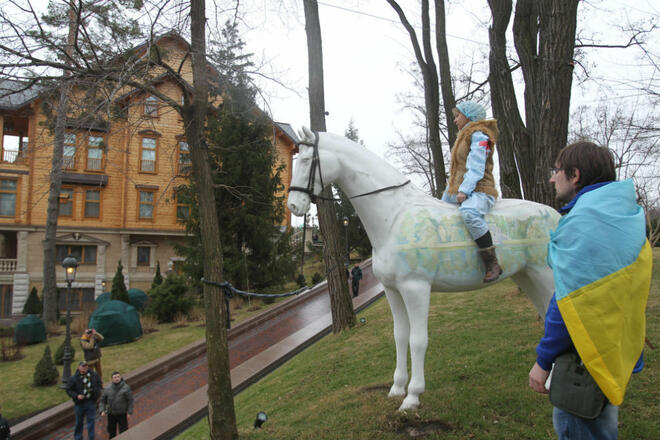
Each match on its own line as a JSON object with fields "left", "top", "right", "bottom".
{"left": 139, "top": 190, "right": 154, "bottom": 219}
{"left": 86, "top": 135, "right": 104, "bottom": 171}
{"left": 56, "top": 245, "right": 97, "bottom": 265}
{"left": 175, "top": 190, "right": 189, "bottom": 221}
{"left": 0, "top": 178, "right": 17, "bottom": 217}
{"left": 144, "top": 95, "right": 158, "bottom": 117}
{"left": 57, "top": 287, "right": 95, "bottom": 312}
{"left": 84, "top": 189, "right": 100, "bottom": 218}
{"left": 137, "top": 246, "right": 150, "bottom": 266}
{"left": 63, "top": 133, "right": 76, "bottom": 169}
{"left": 59, "top": 187, "right": 73, "bottom": 217}
{"left": 177, "top": 141, "right": 191, "bottom": 175}
{"left": 140, "top": 137, "right": 157, "bottom": 172}
{"left": 0, "top": 285, "right": 12, "bottom": 318}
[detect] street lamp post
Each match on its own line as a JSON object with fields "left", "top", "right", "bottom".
{"left": 343, "top": 216, "right": 349, "bottom": 267}
{"left": 60, "top": 256, "right": 78, "bottom": 386}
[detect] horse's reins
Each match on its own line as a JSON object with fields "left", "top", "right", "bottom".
{"left": 287, "top": 131, "right": 411, "bottom": 203}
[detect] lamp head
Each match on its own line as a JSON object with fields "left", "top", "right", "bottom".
{"left": 343, "top": 216, "right": 349, "bottom": 227}
{"left": 62, "top": 256, "right": 78, "bottom": 282}
{"left": 254, "top": 411, "right": 268, "bottom": 428}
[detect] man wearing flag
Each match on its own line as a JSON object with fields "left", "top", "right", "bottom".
{"left": 528, "top": 141, "right": 652, "bottom": 440}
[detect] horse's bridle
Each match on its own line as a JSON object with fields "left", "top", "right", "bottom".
{"left": 287, "top": 132, "right": 328, "bottom": 203}
{"left": 288, "top": 130, "right": 412, "bottom": 204}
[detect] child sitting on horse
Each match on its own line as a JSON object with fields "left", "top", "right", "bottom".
{"left": 442, "top": 100, "right": 502, "bottom": 283}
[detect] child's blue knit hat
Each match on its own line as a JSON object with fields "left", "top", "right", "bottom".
{"left": 456, "top": 100, "right": 487, "bottom": 121}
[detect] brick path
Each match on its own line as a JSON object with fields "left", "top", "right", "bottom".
{"left": 46, "top": 267, "right": 380, "bottom": 440}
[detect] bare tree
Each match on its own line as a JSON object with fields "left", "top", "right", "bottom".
{"left": 386, "top": 0, "right": 455, "bottom": 198}
{"left": 302, "top": 0, "right": 355, "bottom": 333}
{"left": 0, "top": 0, "right": 239, "bottom": 436}
{"left": 488, "top": 0, "right": 580, "bottom": 205}
{"left": 570, "top": 102, "right": 660, "bottom": 246}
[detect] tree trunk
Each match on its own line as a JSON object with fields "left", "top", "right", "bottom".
{"left": 303, "top": 0, "right": 355, "bottom": 333}
{"left": 487, "top": 0, "right": 524, "bottom": 199}
{"left": 388, "top": 0, "right": 446, "bottom": 198}
{"left": 511, "top": 0, "right": 579, "bottom": 206}
{"left": 489, "top": 0, "right": 579, "bottom": 204}
{"left": 434, "top": 0, "right": 457, "bottom": 148}
{"left": 186, "top": 0, "right": 237, "bottom": 438}
{"left": 43, "top": 5, "right": 77, "bottom": 323}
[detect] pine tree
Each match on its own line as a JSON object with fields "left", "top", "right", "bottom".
{"left": 151, "top": 261, "right": 164, "bottom": 289}
{"left": 176, "top": 22, "right": 297, "bottom": 292}
{"left": 22, "top": 287, "right": 43, "bottom": 316}
{"left": 111, "top": 260, "right": 130, "bottom": 304}
{"left": 33, "top": 345, "right": 59, "bottom": 386}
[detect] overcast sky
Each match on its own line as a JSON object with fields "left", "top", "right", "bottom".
{"left": 235, "top": 0, "right": 659, "bottom": 225}
{"left": 241, "top": 1, "right": 658, "bottom": 155}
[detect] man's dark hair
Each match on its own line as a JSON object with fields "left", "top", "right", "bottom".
{"left": 112, "top": 371, "right": 120, "bottom": 376}
{"left": 556, "top": 141, "right": 616, "bottom": 190}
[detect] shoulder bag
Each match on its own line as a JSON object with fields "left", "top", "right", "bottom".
{"left": 549, "top": 351, "right": 607, "bottom": 420}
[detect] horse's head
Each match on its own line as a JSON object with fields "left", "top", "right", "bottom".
{"left": 287, "top": 127, "right": 322, "bottom": 216}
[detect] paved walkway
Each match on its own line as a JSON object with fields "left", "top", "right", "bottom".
{"left": 45, "top": 266, "right": 382, "bottom": 440}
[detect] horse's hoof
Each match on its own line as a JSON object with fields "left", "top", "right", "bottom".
{"left": 398, "top": 396, "right": 420, "bottom": 410}
{"left": 388, "top": 385, "right": 406, "bottom": 397}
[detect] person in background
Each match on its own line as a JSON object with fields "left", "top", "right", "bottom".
{"left": 442, "top": 100, "right": 502, "bottom": 283}
{"left": 528, "top": 141, "right": 651, "bottom": 439}
{"left": 350, "top": 263, "right": 363, "bottom": 297}
{"left": 0, "top": 404, "right": 10, "bottom": 440}
{"left": 100, "top": 371, "right": 134, "bottom": 438}
{"left": 80, "top": 328, "right": 104, "bottom": 381}
{"left": 65, "top": 361, "right": 102, "bottom": 440}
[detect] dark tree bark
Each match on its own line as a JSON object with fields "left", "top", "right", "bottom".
{"left": 303, "top": 0, "right": 355, "bottom": 333}
{"left": 489, "top": 0, "right": 579, "bottom": 205}
{"left": 487, "top": 0, "right": 525, "bottom": 199}
{"left": 434, "top": 0, "right": 457, "bottom": 148}
{"left": 185, "top": 0, "right": 237, "bottom": 438}
{"left": 387, "top": 0, "right": 446, "bottom": 198}
{"left": 43, "top": 5, "right": 77, "bottom": 323}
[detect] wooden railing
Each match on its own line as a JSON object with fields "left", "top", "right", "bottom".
{"left": 0, "top": 259, "right": 17, "bottom": 272}
{"left": 86, "top": 157, "right": 103, "bottom": 170}
{"left": 141, "top": 159, "right": 155, "bottom": 172}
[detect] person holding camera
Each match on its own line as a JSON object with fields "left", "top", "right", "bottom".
{"left": 80, "top": 328, "right": 104, "bottom": 381}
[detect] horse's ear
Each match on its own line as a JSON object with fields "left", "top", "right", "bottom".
{"left": 301, "top": 126, "right": 314, "bottom": 141}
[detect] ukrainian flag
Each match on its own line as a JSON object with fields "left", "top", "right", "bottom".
{"left": 548, "top": 179, "right": 652, "bottom": 406}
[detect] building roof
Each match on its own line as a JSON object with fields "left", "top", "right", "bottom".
{"left": 274, "top": 122, "right": 300, "bottom": 145}
{"left": 0, "top": 80, "right": 44, "bottom": 110}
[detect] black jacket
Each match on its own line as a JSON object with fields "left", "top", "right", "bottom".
{"left": 65, "top": 370, "right": 103, "bottom": 404}
{"left": 0, "top": 414, "right": 9, "bottom": 440}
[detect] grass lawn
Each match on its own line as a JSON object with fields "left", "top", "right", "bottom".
{"left": 0, "top": 255, "right": 326, "bottom": 423}
{"left": 179, "top": 249, "right": 660, "bottom": 440}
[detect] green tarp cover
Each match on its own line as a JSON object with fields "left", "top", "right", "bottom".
{"left": 95, "top": 292, "right": 111, "bottom": 306}
{"left": 88, "top": 300, "right": 142, "bottom": 346}
{"left": 95, "top": 290, "right": 147, "bottom": 312}
{"left": 127, "top": 288, "right": 148, "bottom": 312}
{"left": 14, "top": 314, "right": 47, "bottom": 345}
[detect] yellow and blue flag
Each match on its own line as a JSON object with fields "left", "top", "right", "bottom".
{"left": 548, "top": 179, "right": 652, "bottom": 405}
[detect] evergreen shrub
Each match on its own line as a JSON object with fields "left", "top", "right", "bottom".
{"left": 311, "top": 272, "right": 323, "bottom": 285}
{"left": 22, "top": 287, "right": 43, "bottom": 315}
{"left": 111, "top": 260, "right": 130, "bottom": 304}
{"left": 33, "top": 345, "right": 59, "bottom": 386}
{"left": 54, "top": 340, "right": 75, "bottom": 365}
{"left": 147, "top": 274, "right": 194, "bottom": 323}
{"left": 151, "top": 262, "right": 164, "bottom": 289}
{"left": 295, "top": 274, "right": 306, "bottom": 288}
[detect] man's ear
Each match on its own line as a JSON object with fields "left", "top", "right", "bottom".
{"left": 570, "top": 168, "right": 581, "bottom": 187}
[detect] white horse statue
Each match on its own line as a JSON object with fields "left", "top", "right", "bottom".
{"left": 287, "top": 127, "right": 559, "bottom": 410}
